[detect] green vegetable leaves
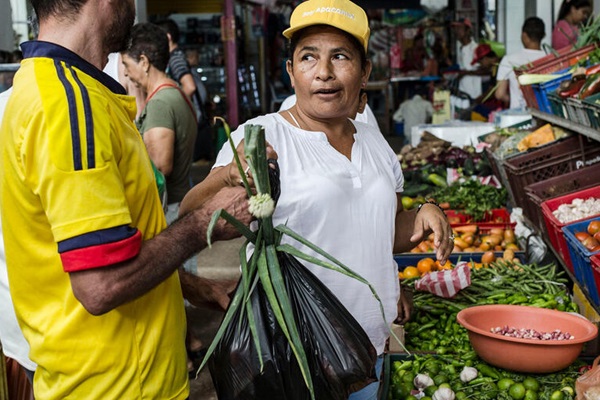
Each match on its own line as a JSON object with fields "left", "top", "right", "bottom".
{"left": 431, "top": 179, "right": 508, "bottom": 221}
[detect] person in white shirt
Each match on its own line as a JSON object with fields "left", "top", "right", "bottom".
{"left": 495, "top": 17, "right": 546, "bottom": 109}
{"left": 393, "top": 87, "right": 434, "bottom": 144}
{"left": 0, "top": 88, "right": 37, "bottom": 383}
{"left": 452, "top": 18, "right": 482, "bottom": 100}
{"left": 180, "top": 1, "right": 453, "bottom": 397}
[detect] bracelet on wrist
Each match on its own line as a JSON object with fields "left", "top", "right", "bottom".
{"left": 416, "top": 200, "right": 446, "bottom": 214}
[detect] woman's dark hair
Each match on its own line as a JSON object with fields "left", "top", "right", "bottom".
{"left": 557, "top": 0, "right": 592, "bottom": 21}
{"left": 523, "top": 17, "right": 546, "bottom": 42}
{"left": 287, "top": 25, "right": 368, "bottom": 70}
{"left": 125, "top": 23, "right": 170, "bottom": 73}
{"left": 30, "top": 0, "right": 88, "bottom": 21}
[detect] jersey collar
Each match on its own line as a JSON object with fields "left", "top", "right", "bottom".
{"left": 21, "top": 40, "right": 126, "bottom": 95}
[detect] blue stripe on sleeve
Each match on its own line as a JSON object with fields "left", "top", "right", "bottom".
{"left": 69, "top": 66, "right": 95, "bottom": 168}
{"left": 57, "top": 225, "right": 138, "bottom": 253}
{"left": 54, "top": 60, "right": 82, "bottom": 171}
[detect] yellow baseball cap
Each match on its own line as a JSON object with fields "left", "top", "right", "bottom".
{"left": 282, "top": 0, "right": 370, "bottom": 53}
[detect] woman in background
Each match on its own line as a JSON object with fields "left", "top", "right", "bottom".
{"left": 552, "top": 0, "right": 592, "bottom": 50}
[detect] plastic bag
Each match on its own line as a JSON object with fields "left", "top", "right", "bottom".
{"left": 577, "top": 355, "right": 600, "bottom": 399}
{"left": 525, "top": 233, "right": 559, "bottom": 266}
{"left": 208, "top": 250, "right": 377, "bottom": 400}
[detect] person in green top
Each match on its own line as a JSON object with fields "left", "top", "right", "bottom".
{"left": 122, "top": 22, "right": 198, "bottom": 214}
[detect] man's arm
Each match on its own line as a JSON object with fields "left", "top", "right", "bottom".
{"left": 495, "top": 79, "right": 510, "bottom": 103}
{"left": 69, "top": 186, "right": 251, "bottom": 315}
{"left": 179, "top": 73, "right": 197, "bottom": 99}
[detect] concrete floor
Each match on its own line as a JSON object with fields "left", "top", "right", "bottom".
{"left": 186, "top": 133, "right": 406, "bottom": 399}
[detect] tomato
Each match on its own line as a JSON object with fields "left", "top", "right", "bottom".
{"left": 588, "top": 220, "right": 600, "bottom": 235}
{"left": 582, "top": 236, "right": 600, "bottom": 251}
{"left": 575, "top": 231, "right": 591, "bottom": 242}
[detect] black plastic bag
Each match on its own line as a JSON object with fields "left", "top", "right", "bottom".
{"left": 208, "top": 250, "right": 377, "bottom": 400}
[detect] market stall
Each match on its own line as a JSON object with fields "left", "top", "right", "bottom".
{"left": 384, "top": 39, "right": 600, "bottom": 400}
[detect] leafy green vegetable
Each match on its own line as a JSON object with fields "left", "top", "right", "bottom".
{"left": 430, "top": 179, "right": 508, "bottom": 221}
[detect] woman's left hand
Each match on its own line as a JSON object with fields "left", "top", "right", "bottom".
{"left": 410, "top": 203, "right": 453, "bottom": 265}
{"left": 395, "top": 286, "right": 413, "bottom": 324}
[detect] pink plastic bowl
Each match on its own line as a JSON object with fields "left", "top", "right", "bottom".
{"left": 457, "top": 304, "right": 598, "bottom": 373}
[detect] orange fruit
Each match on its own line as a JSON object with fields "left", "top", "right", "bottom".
{"left": 417, "top": 257, "right": 436, "bottom": 275}
{"left": 398, "top": 271, "right": 405, "bottom": 279}
{"left": 436, "top": 260, "right": 453, "bottom": 270}
{"left": 403, "top": 266, "right": 420, "bottom": 279}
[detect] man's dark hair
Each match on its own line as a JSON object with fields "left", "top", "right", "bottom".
{"left": 522, "top": 17, "right": 545, "bottom": 42}
{"left": 29, "top": 0, "right": 88, "bottom": 21}
{"left": 155, "top": 19, "right": 180, "bottom": 44}
{"left": 125, "top": 23, "right": 170, "bottom": 73}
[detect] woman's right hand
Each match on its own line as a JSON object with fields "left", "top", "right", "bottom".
{"left": 225, "top": 140, "right": 278, "bottom": 187}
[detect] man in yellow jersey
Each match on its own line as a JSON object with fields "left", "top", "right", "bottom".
{"left": 0, "top": 1, "right": 252, "bottom": 399}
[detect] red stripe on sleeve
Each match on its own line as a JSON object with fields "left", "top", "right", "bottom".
{"left": 61, "top": 230, "right": 143, "bottom": 272}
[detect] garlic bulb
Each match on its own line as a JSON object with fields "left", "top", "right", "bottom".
{"left": 432, "top": 387, "right": 456, "bottom": 400}
{"left": 413, "top": 373, "right": 435, "bottom": 389}
{"left": 459, "top": 366, "right": 478, "bottom": 383}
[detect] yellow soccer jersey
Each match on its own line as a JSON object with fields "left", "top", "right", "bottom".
{"left": 0, "top": 41, "right": 188, "bottom": 399}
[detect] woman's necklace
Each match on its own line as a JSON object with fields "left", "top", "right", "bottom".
{"left": 287, "top": 109, "right": 302, "bottom": 129}
{"left": 286, "top": 108, "right": 354, "bottom": 134}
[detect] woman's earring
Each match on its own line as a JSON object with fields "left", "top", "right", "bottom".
{"left": 361, "top": 82, "right": 366, "bottom": 88}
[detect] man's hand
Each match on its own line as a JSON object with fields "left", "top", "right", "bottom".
{"left": 202, "top": 186, "right": 252, "bottom": 242}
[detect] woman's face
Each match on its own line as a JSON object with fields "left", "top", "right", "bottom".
{"left": 120, "top": 53, "right": 147, "bottom": 91}
{"left": 287, "top": 26, "right": 370, "bottom": 120}
{"left": 572, "top": 6, "right": 592, "bottom": 24}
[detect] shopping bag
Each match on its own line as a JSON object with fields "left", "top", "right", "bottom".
{"left": 208, "top": 251, "right": 377, "bottom": 400}
{"left": 577, "top": 355, "right": 600, "bottom": 399}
